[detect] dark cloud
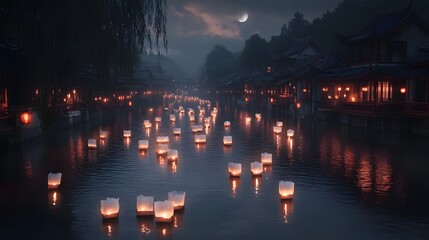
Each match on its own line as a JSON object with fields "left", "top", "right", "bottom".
{"left": 164, "top": 0, "right": 342, "bottom": 75}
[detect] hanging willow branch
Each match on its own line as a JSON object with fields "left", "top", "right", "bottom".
{"left": 1, "top": 0, "right": 168, "bottom": 130}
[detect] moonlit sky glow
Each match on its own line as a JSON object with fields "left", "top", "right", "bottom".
{"left": 164, "top": 0, "right": 342, "bottom": 75}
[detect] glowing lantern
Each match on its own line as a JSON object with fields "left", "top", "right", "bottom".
{"left": 164, "top": 107, "right": 169, "bottom": 111}
{"left": 155, "top": 117, "right": 161, "bottom": 122}
{"left": 173, "top": 128, "right": 181, "bottom": 135}
{"left": 204, "top": 121, "right": 211, "bottom": 128}
{"left": 228, "top": 162, "right": 242, "bottom": 177}
{"left": 261, "top": 152, "right": 272, "bottom": 165}
{"left": 245, "top": 117, "right": 251, "bottom": 123}
{"left": 168, "top": 191, "right": 186, "bottom": 210}
{"left": 170, "top": 114, "right": 176, "bottom": 122}
{"left": 100, "top": 197, "right": 120, "bottom": 219}
{"left": 156, "top": 136, "right": 169, "bottom": 143}
{"left": 154, "top": 201, "right": 174, "bottom": 222}
{"left": 273, "top": 126, "right": 282, "bottom": 134}
{"left": 189, "top": 115, "right": 195, "bottom": 122}
{"left": 279, "top": 181, "right": 295, "bottom": 199}
{"left": 48, "top": 172, "right": 62, "bottom": 189}
{"left": 223, "top": 136, "right": 232, "bottom": 146}
{"left": 224, "top": 121, "right": 231, "bottom": 127}
{"left": 251, "top": 162, "right": 263, "bottom": 176}
{"left": 255, "top": 113, "right": 261, "bottom": 120}
{"left": 144, "top": 120, "right": 152, "bottom": 128}
{"left": 136, "top": 195, "right": 154, "bottom": 216}
{"left": 400, "top": 87, "right": 406, "bottom": 94}
{"left": 195, "top": 134, "right": 206, "bottom": 144}
{"left": 138, "top": 140, "right": 149, "bottom": 150}
{"left": 149, "top": 108, "right": 154, "bottom": 112}
{"left": 128, "top": 101, "right": 132, "bottom": 107}
{"left": 191, "top": 125, "right": 203, "bottom": 133}
{"left": 179, "top": 106, "right": 185, "bottom": 113}
{"left": 88, "top": 139, "right": 97, "bottom": 149}
{"left": 100, "top": 130, "right": 107, "bottom": 139}
{"left": 123, "top": 130, "right": 131, "bottom": 138}
{"left": 156, "top": 144, "right": 168, "bottom": 155}
{"left": 276, "top": 121, "right": 283, "bottom": 127}
{"left": 287, "top": 129, "right": 294, "bottom": 137}
{"left": 167, "top": 149, "right": 179, "bottom": 161}
{"left": 20, "top": 112, "right": 32, "bottom": 125}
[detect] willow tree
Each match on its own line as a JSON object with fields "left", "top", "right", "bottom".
{"left": 0, "top": 0, "right": 167, "bottom": 129}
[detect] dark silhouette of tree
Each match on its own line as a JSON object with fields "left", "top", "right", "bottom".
{"left": 205, "top": 45, "right": 238, "bottom": 82}
{"left": 239, "top": 34, "right": 269, "bottom": 68}
{"left": 288, "top": 12, "right": 310, "bottom": 39}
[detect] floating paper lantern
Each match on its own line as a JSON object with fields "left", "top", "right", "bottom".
{"left": 155, "top": 117, "right": 161, "bottom": 122}
{"left": 173, "top": 128, "right": 181, "bottom": 135}
{"left": 287, "top": 129, "right": 294, "bottom": 137}
{"left": 245, "top": 117, "right": 251, "bottom": 122}
{"left": 164, "top": 107, "right": 169, "bottom": 111}
{"left": 170, "top": 114, "right": 176, "bottom": 122}
{"left": 276, "top": 121, "right": 283, "bottom": 127}
{"left": 138, "top": 140, "right": 149, "bottom": 150}
{"left": 154, "top": 201, "right": 174, "bottom": 222}
{"left": 156, "top": 136, "right": 169, "bottom": 143}
{"left": 251, "top": 162, "right": 263, "bottom": 176}
{"left": 223, "top": 136, "right": 232, "bottom": 146}
{"left": 189, "top": 116, "right": 195, "bottom": 122}
{"left": 273, "top": 126, "right": 282, "bottom": 134}
{"left": 279, "top": 181, "right": 295, "bottom": 199}
{"left": 191, "top": 125, "right": 203, "bottom": 133}
{"left": 156, "top": 144, "right": 168, "bottom": 155}
{"left": 144, "top": 120, "right": 152, "bottom": 128}
{"left": 101, "top": 197, "right": 120, "bottom": 219}
{"left": 224, "top": 121, "right": 231, "bottom": 127}
{"left": 136, "top": 195, "right": 154, "bottom": 216}
{"left": 204, "top": 117, "right": 211, "bottom": 123}
{"left": 149, "top": 108, "right": 154, "bottom": 112}
{"left": 123, "top": 130, "right": 131, "bottom": 138}
{"left": 48, "top": 172, "right": 62, "bottom": 189}
{"left": 168, "top": 191, "right": 186, "bottom": 210}
{"left": 255, "top": 113, "right": 261, "bottom": 119}
{"left": 211, "top": 111, "right": 217, "bottom": 117}
{"left": 195, "top": 134, "right": 206, "bottom": 144}
{"left": 88, "top": 139, "right": 97, "bottom": 149}
{"left": 261, "top": 152, "right": 272, "bottom": 165}
{"left": 179, "top": 107, "right": 185, "bottom": 113}
{"left": 167, "top": 149, "right": 179, "bottom": 161}
{"left": 228, "top": 162, "right": 242, "bottom": 177}
{"left": 100, "top": 130, "right": 107, "bottom": 139}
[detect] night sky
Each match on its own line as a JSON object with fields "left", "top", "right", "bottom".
{"left": 165, "top": 0, "right": 342, "bottom": 75}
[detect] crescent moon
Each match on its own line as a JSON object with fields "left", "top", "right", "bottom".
{"left": 237, "top": 11, "right": 248, "bottom": 23}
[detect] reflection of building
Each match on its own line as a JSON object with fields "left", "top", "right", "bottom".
{"left": 314, "top": 3, "right": 429, "bottom": 133}
{"left": 119, "top": 62, "right": 173, "bottom": 91}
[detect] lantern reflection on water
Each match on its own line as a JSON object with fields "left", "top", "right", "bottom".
{"left": 279, "top": 181, "right": 295, "bottom": 199}
{"left": 251, "top": 162, "right": 263, "bottom": 176}
{"left": 261, "top": 152, "right": 272, "bottom": 165}
{"left": 168, "top": 191, "right": 186, "bottom": 210}
{"left": 228, "top": 162, "right": 242, "bottom": 177}
{"left": 195, "top": 134, "right": 206, "bottom": 144}
{"left": 48, "top": 172, "right": 62, "bottom": 189}
{"left": 123, "top": 130, "right": 131, "bottom": 138}
{"left": 273, "top": 126, "right": 282, "bottom": 134}
{"left": 100, "top": 197, "right": 120, "bottom": 219}
{"left": 154, "top": 200, "right": 174, "bottom": 222}
{"left": 223, "top": 136, "right": 232, "bottom": 146}
{"left": 167, "top": 149, "right": 179, "bottom": 161}
{"left": 88, "top": 139, "right": 97, "bottom": 149}
{"left": 138, "top": 140, "right": 149, "bottom": 150}
{"left": 136, "top": 195, "right": 154, "bottom": 216}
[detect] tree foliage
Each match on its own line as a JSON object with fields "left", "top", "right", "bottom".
{"left": 205, "top": 45, "right": 238, "bottom": 82}
{"left": 239, "top": 34, "right": 269, "bottom": 68}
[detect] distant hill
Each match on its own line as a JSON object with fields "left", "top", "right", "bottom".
{"left": 141, "top": 53, "right": 188, "bottom": 79}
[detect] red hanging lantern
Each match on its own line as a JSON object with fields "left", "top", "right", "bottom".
{"left": 20, "top": 112, "right": 32, "bottom": 125}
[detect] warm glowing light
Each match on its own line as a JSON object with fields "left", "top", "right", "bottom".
{"left": 128, "top": 101, "right": 132, "bottom": 107}
{"left": 345, "top": 87, "right": 350, "bottom": 91}
{"left": 276, "top": 121, "right": 283, "bottom": 127}
{"left": 194, "top": 134, "right": 207, "bottom": 144}
{"left": 261, "top": 152, "right": 272, "bottom": 165}
{"left": 52, "top": 192, "right": 57, "bottom": 206}
{"left": 224, "top": 121, "right": 231, "bottom": 127}
{"left": 168, "top": 191, "right": 186, "bottom": 210}
{"left": 362, "top": 87, "right": 368, "bottom": 92}
{"left": 48, "top": 172, "right": 62, "bottom": 189}
{"left": 251, "top": 162, "right": 263, "bottom": 176}
{"left": 273, "top": 126, "right": 282, "bottom": 134}
{"left": 400, "top": 87, "right": 406, "bottom": 94}
{"left": 100, "top": 130, "right": 107, "bottom": 139}
{"left": 228, "top": 162, "right": 242, "bottom": 177}
{"left": 155, "top": 117, "right": 161, "bottom": 122}
{"left": 170, "top": 114, "right": 176, "bottom": 122}
{"left": 173, "top": 128, "right": 181, "bottom": 136}
{"left": 154, "top": 200, "right": 174, "bottom": 222}
{"left": 192, "top": 125, "right": 203, "bottom": 133}
{"left": 255, "top": 113, "right": 261, "bottom": 120}
{"left": 156, "top": 144, "right": 168, "bottom": 155}
{"left": 88, "top": 139, "right": 97, "bottom": 149}
{"left": 156, "top": 136, "right": 169, "bottom": 144}
{"left": 303, "top": 88, "right": 307, "bottom": 93}
{"left": 138, "top": 140, "right": 149, "bottom": 150}
{"left": 223, "top": 136, "right": 232, "bottom": 146}
{"left": 322, "top": 87, "right": 328, "bottom": 92}
{"left": 123, "top": 130, "right": 131, "bottom": 138}
{"left": 167, "top": 149, "right": 179, "bottom": 161}
{"left": 20, "top": 112, "right": 32, "bottom": 125}
{"left": 296, "top": 102, "right": 301, "bottom": 109}
{"left": 351, "top": 96, "right": 356, "bottom": 102}
{"left": 149, "top": 108, "right": 153, "bottom": 112}
{"left": 287, "top": 129, "right": 294, "bottom": 138}
{"left": 144, "top": 120, "right": 152, "bottom": 128}
{"left": 279, "top": 181, "right": 294, "bottom": 199}
{"left": 136, "top": 195, "right": 154, "bottom": 216}
{"left": 337, "top": 87, "right": 342, "bottom": 91}
{"left": 101, "top": 197, "right": 120, "bottom": 219}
